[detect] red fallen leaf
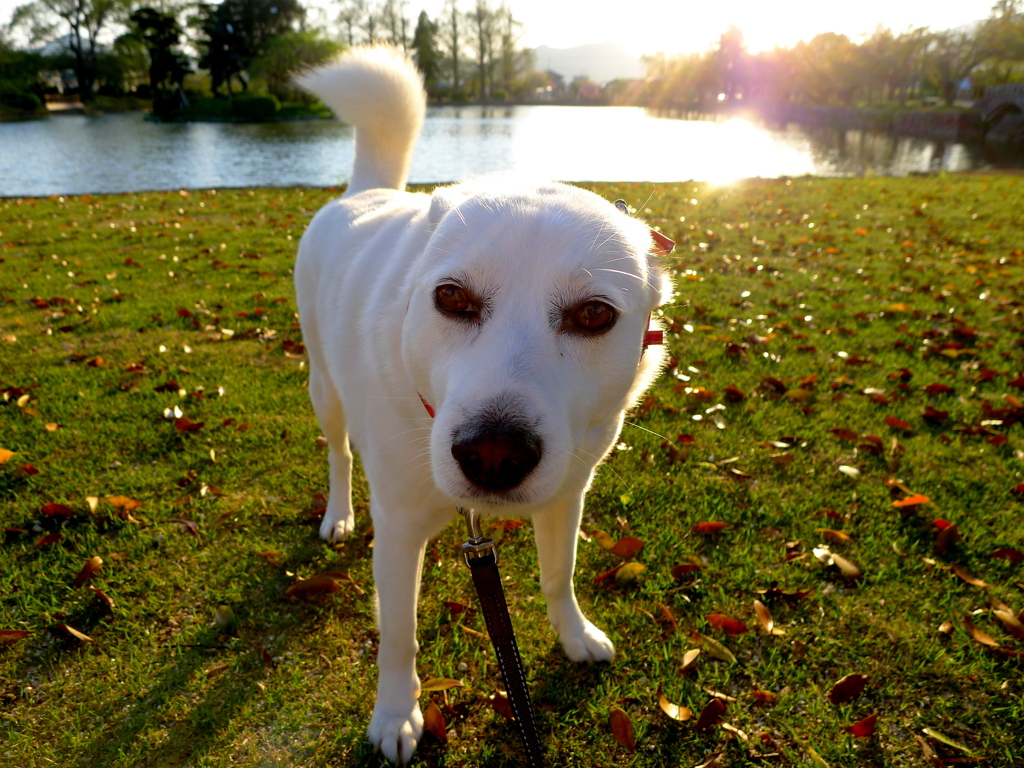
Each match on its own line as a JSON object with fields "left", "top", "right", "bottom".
{"left": 889, "top": 367, "right": 914, "bottom": 382}
{"left": 829, "top": 427, "right": 859, "bottom": 441}
{"left": 36, "top": 531, "right": 64, "bottom": 547}
{"left": 723, "top": 386, "right": 746, "bottom": 402}
{"left": 490, "top": 690, "right": 515, "bottom": 720}
{"left": 924, "top": 383, "right": 954, "bottom": 396}
{"left": 828, "top": 673, "right": 868, "bottom": 705}
{"left": 933, "top": 518, "right": 952, "bottom": 531}
{"left": 935, "top": 523, "right": 961, "bottom": 556}
{"left": 1012, "top": 484, "right": 1024, "bottom": 496}
{"left": 1008, "top": 376, "right": 1024, "bottom": 389}
{"left": 706, "top": 613, "right": 748, "bottom": 635}
{"left": 654, "top": 602, "right": 679, "bottom": 634}
{"left": 885, "top": 416, "right": 912, "bottom": 431}
{"left": 72, "top": 556, "right": 103, "bottom": 587}
{"left": 89, "top": 585, "right": 115, "bottom": 610}
{"left": 988, "top": 435, "right": 1008, "bottom": 447}
{"left": 610, "top": 536, "right": 644, "bottom": 559}
{"left": 677, "top": 433, "right": 695, "bottom": 444}
{"left": 693, "top": 521, "right": 730, "bottom": 535}
{"left": 443, "top": 601, "right": 474, "bottom": 614}
{"left": 845, "top": 712, "right": 878, "bottom": 737}
{"left": 761, "top": 376, "right": 787, "bottom": 394}
{"left": 922, "top": 405, "right": 949, "bottom": 424}
{"left": 608, "top": 705, "right": 636, "bottom": 751}
{"left": 176, "top": 307, "right": 194, "bottom": 317}
{"left": 991, "top": 547, "right": 1024, "bottom": 564}
{"left": 174, "top": 417, "right": 204, "bottom": 433}
{"left": 15, "top": 463, "right": 39, "bottom": 477}
{"left": 0, "top": 630, "right": 30, "bottom": 644}
{"left": 695, "top": 698, "right": 726, "bottom": 730}
{"left": 671, "top": 563, "right": 702, "bottom": 580}
{"left": 593, "top": 563, "right": 624, "bottom": 583}
{"left": 286, "top": 573, "right": 344, "bottom": 598}
{"left": 40, "top": 502, "right": 75, "bottom": 518}
{"left": 423, "top": 701, "right": 446, "bottom": 741}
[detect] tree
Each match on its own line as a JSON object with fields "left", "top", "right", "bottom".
{"left": 337, "top": 0, "right": 365, "bottom": 46}
{"left": 249, "top": 29, "right": 341, "bottom": 101}
{"left": 129, "top": 7, "right": 190, "bottom": 108}
{"left": 468, "top": 0, "right": 495, "bottom": 99}
{"left": 923, "top": 29, "right": 986, "bottom": 104}
{"left": 410, "top": 10, "right": 440, "bottom": 96}
{"left": 196, "top": 0, "right": 305, "bottom": 97}
{"left": 35, "top": 0, "right": 131, "bottom": 100}
{"left": 438, "top": 0, "right": 463, "bottom": 96}
{"left": 381, "top": 0, "right": 409, "bottom": 51}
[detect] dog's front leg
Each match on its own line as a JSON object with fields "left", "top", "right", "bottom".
{"left": 367, "top": 521, "right": 427, "bottom": 765}
{"left": 533, "top": 498, "right": 615, "bottom": 662}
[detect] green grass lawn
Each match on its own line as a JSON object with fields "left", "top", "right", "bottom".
{"left": 1, "top": 176, "right": 1023, "bottom": 767}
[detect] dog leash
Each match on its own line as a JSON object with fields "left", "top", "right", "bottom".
{"left": 459, "top": 506, "right": 547, "bottom": 768}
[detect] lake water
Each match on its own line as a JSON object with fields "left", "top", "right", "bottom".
{"left": 0, "top": 106, "right": 1018, "bottom": 197}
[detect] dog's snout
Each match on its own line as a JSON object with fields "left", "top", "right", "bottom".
{"left": 451, "top": 424, "right": 542, "bottom": 492}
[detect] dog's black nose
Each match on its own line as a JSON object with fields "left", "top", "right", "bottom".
{"left": 451, "top": 425, "right": 542, "bottom": 491}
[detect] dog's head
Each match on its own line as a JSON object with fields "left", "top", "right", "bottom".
{"left": 402, "top": 178, "right": 672, "bottom": 512}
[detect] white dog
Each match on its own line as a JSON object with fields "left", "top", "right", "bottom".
{"left": 295, "top": 46, "right": 672, "bottom": 764}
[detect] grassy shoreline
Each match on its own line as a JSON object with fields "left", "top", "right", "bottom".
{"left": 2, "top": 177, "right": 1023, "bottom": 767}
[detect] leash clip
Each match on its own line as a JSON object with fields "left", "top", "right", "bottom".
{"left": 458, "top": 506, "right": 498, "bottom": 566}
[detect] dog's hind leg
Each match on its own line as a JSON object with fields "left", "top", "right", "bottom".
{"left": 308, "top": 362, "right": 356, "bottom": 542}
{"left": 532, "top": 497, "right": 615, "bottom": 662}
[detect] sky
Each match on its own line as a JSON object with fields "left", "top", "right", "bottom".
{"left": 0, "top": 0, "right": 1001, "bottom": 57}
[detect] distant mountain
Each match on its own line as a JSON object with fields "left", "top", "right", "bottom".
{"left": 531, "top": 43, "right": 645, "bottom": 84}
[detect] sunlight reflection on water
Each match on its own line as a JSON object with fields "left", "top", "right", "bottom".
{"left": 0, "top": 105, "right": 1000, "bottom": 197}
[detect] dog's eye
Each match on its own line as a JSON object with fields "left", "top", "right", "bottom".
{"left": 565, "top": 300, "right": 617, "bottom": 335}
{"left": 435, "top": 284, "right": 478, "bottom": 319}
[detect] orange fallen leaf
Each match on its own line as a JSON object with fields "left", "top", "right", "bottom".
{"left": 964, "top": 614, "right": 1001, "bottom": 648}
{"left": 609, "top": 705, "right": 636, "bottom": 751}
{"left": 828, "top": 673, "right": 868, "bottom": 705}
{"left": 0, "top": 630, "right": 30, "bottom": 644}
{"left": 892, "top": 493, "right": 930, "bottom": 508}
{"left": 107, "top": 495, "right": 142, "bottom": 512}
{"left": 89, "top": 586, "right": 115, "bottom": 610}
{"left": 423, "top": 701, "right": 446, "bottom": 741}
{"left": 752, "top": 689, "right": 779, "bottom": 704}
{"left": 0, "top": 448, "right": 15, "bottom": 464}
{"left": 818, "top": 528, "right": 853, "bottom": 544}
{"left": 72, "top": 556, "right": 103, "bottom": 587}
{"left": 695, "top": 698, "right": 726, "bottom": 730}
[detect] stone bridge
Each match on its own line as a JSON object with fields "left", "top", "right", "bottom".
{"left": 973, "top": 84, "right": 1024, "bottom": 125}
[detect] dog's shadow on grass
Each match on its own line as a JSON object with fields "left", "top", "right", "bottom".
{"left": 60, "top": 523, "right": 375, "bottom": 768}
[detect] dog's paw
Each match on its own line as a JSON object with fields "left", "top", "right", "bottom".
{"left": 559, "top": 619, "right": 615, "bottom": 663}
{"left": 367, "top": 703, "right": 423, "bottom": 765}
{"left": 319, "top": 505, "right": 355, "bottom": 542}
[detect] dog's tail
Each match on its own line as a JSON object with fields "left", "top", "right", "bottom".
{"left": 296, "top": 46, "right": 426, "bottom": 195}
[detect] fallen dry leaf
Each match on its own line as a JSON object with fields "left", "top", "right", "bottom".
{"left": 658, "top": 686, "right": 693, "bottom": 721}
{"left": 609, "top": 705, "right": 636, "bottom": 751}
{"left": 55, "top": 623, "right": 94, "bottom": 643}
{"left": 680, "top": 648, "right": 701, "bottom": 671}
{"left": 0, "top": 630, "right": 30, "bottom": 644}
{"left": 285, "top": 573, "right": 345, "bottom": 599}
{"left": 420, "top": 678, "right": 464, "bottom": 693}
{"left": 993, "top": 608, "right": 1024, "bottom": 639}
{"left": 699, "top": 634, "right": 737, "bottom": 664}
{"left": 754, "top": 599, "right": 785, "bottom": 636}
{"left": 610, "top": 536, "right": 644, "bottom": 559}
{"left": 490, "top": 689, "right": 514, "bottom": 719}
{"left": 614, "top": 561, "right": 645, "bottom": 586}
{"left": 423, "top": 700, "right": 446, "bottom": 741}
{"left": 706, "top": 613, "right": 748, "bottom": 635}
{"left": 752, "top": 689, "right": 779, "bottom": 704}
{"left": 89, "top": 586, "right": 115, "bottom": 610}
{"left": 828, "top": 673, "right": 868, "bottom": 705}
{"left": 818, "top": 528, "right": 853, "bottom": 544}
{"left": 963, "top": 614, "right": 1001, "bottom": 648}
{"left": 952, "top": 565, "right": 988, "bottom": 588}
{"left": 695, "top": 698, "right": 726, "bottom": 730}
{"left": 72, "top": 556, "right": 103, "bottom": 588}
{"left": 844, "top": 712, "right": 878, "bottom": 737}
{"left": 692, "top": 521, "right": 730, "bottom": 534}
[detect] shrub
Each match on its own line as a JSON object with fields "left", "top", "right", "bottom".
{"left": 0, "top": 90, "right": 42, "bottom": 111}
{"left": 231, "top": 95, "right": 279, "bottom": 121}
